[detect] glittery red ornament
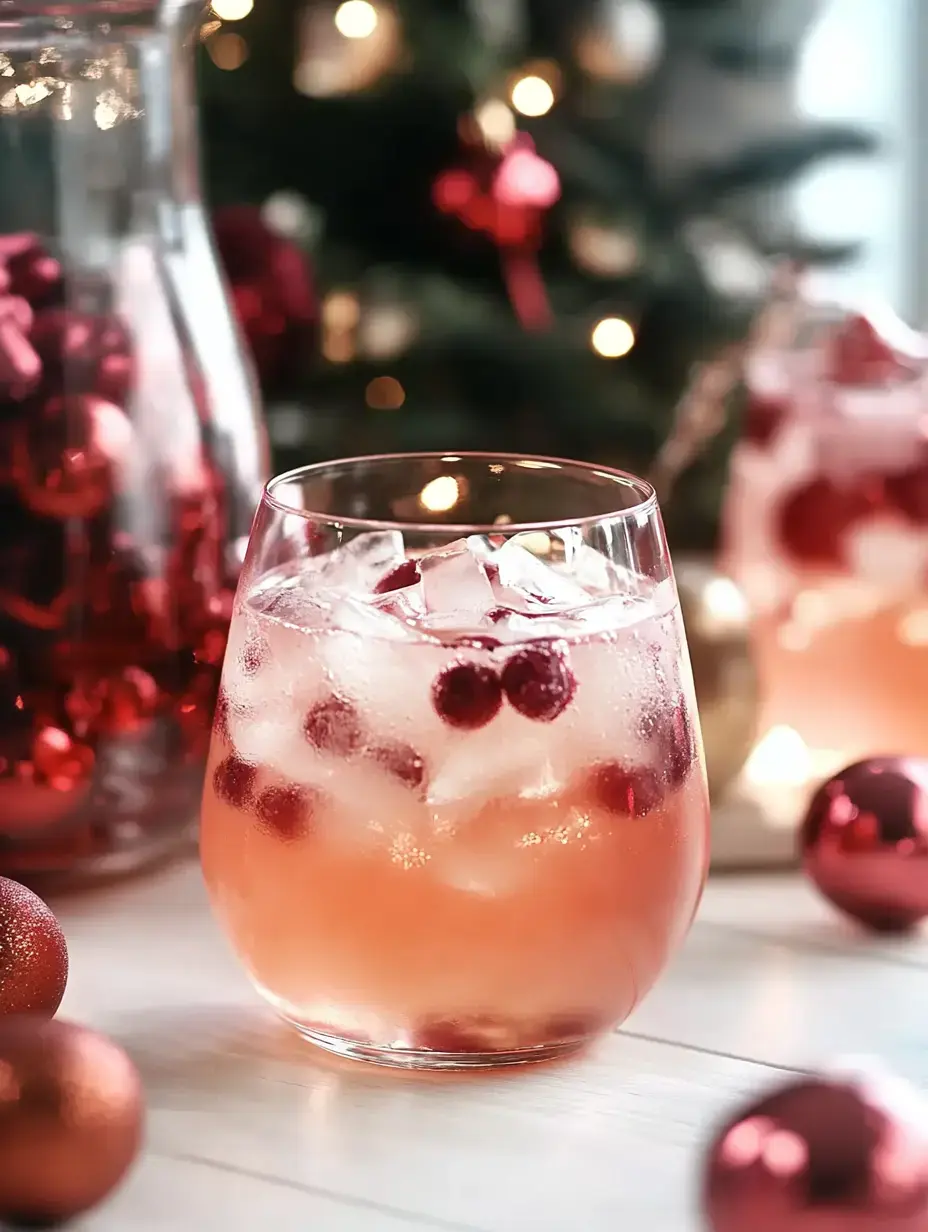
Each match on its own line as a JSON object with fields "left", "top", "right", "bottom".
{"left": 703, "top": 1066, "right": 928, "bottom": 1232}
{"left": 800, "top": 757, "right": 928, "bottom": 932}
{"left": 0, "top": 876, "right": 68, "bottom": 1016}
{"left": 0, "top": 1017, "right": 143, "bottom": 1226}
{"left": 30, "top": 308, "right": 134, "bottom": 404}
{"left": 5, "top": 237, "right": 62, "bottom": 308}
{"left": 213, "top": 206, "right": 316, "bottom": 393}
{"left": 11, "top": 393, "right": 132, "bottom": 519}
{"left": 66, "top": 667, "right": 159, "bottom": 737}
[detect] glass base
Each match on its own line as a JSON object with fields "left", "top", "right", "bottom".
{"left": 285, "top": 1017, "right": 592, "bottom": 1071}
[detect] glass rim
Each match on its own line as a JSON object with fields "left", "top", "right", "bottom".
{"left": 262, "top": 451, "right": 658, "bottom": 536}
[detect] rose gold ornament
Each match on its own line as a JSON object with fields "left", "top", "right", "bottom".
{"left": 0, "top": 1016, "right": 144, "bottom": 1225}
{"left": 0, "top": 876, "right": 68, "bottom": 1016}
{"left": 703, "top": 1068, "right": 928, "bottom": 1232}
{"left": 800, "top": 757, "right": 928, "bottom": 932}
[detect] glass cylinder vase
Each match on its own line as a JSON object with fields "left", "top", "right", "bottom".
{"left": 0, "top": 0, "right": 267, "bottom": 881}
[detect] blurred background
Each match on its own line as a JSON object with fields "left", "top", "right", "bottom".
{"left": 196, "top": 0, "right": 906, "bottom": 550}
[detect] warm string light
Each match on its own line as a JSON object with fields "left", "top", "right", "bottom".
{"left": 510, "top": 74, "right": 555, "bottom": 117}
{"left": 419, "top": 476, "right": 460, "bottom": 513}
{"left": 211, "top": 0, "right": 253, "bottom": 21}
{"left": 334, "top": 0, "right": 379, "bottom": 39}
{"left": 322, "top": 290, "right": 360, "bottom": 363}
{"left": 365, "top": 375, "right": 405, "bottom": 410}
{"left": 474, "top": 99, "right": 516, "bottom": 148}
{"left": 591, "top": 316, "right": 635, "bottom": 358}
{"left": 208, "top": 32, "right": 249, "bottom": 71}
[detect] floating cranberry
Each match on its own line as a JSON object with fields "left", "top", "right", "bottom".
{"left": 641, "top": 699, "right": 695, "bottom": 789}
{"left": 432, "top": 662, "right": 502, "bottom": 730}
{"left": 885, "top": 462, "right": 928, "bottom": 526}
{"left": 369, "top": 742, "right": 426, "bottom": 792}
{"left": 589, "top": 761, "right": 664, "bottom": 819}
{"left": 254, "top": 784, "right": 316, "bottom": 841}
{"left": 414, "top": 1017, "right": 495, "bottom": 1053}
{"left": 826, "top": 313, "right": 911, "bottom": 387}
{"left": 501, "top": 642, "right": 576, "bottom": 721}
{"left": 212, "top": 754, "right": 257, "bottom": 809}
{"left": 303, "top": 695, "right": 363, "bottom": 755}
{"left": 777, "top": 477, "right": 877, "bottom": 567}
{"left": 374, "top": 559, "right": 420, "bottom": 594}
{"left": 241, "top": 635, "right": 268, "bottom": 676}
{"left": 743, "top": 391, "right": 787, "bottom": 448}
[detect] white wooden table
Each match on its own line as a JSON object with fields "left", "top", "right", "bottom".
{"left": 53, "top": 860, "right": 928, "bottom": 1232}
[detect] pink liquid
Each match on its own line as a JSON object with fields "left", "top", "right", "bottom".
{"left": 201, "top": 574, "right": 709, "bottom": 1065}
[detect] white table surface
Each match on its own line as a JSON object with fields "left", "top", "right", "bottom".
{"left": 51, "top": 859, "right": 928, "bottom": 1232}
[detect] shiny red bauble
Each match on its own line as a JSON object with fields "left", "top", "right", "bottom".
{"left": 0, "top": 876, "right": 68, "bottom": 1016}
{"left": 703, "top": 1067, "right": 928, "bottom": 1232}
{"left": 800, "top": 757, "right": 928, "bottom": 932}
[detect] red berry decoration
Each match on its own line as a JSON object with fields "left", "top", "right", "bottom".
{"left": 369, "top": 742, "right": 426, "bottom": 791}
{"left": 501, "top": 642, "right": 576, "bottom": 722}
{"left": 303, "top": 695, "right": 363, "bottom": 755}
{"left": 0, "top": 877, "right": 68, "bottom": 1017}
{"left": 374, "top": 559, "right": 420, "bottom": 594}
{"left": 703, "top": 1066, "right": 928, "bottom": 1232}
{"left": 777, "top": 477, "right": 876, "bottom": 568}
{"left": 641, "top": 699, "right": 695, "bottom": 789}
{"left": 255, "top": 784, "right": 316, "bottom": 841}
{"left": 432, "top": 662, "right": 502, "bottom": 730}
{"left": 212, "top": 754, "right": 257, "bottom": 810}
{"left": 589, "top": 761, "right": 664, "bottom": 819}
{"left": 800, "top": 757, "right": 928, "bottom": 932}
{"left": 241, "top": 635, "right": 268, "bottom": 676}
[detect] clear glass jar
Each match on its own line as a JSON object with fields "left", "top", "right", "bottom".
{"left": 0, "top": 0, "right": 267, "bottom": 881}
{"left": 723, "top": 308, "right": 928, "bottom": 792}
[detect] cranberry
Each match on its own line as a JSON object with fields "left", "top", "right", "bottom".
{"left": 255, "top": 784, "right": 316, "bottom": 841}
{"left": 241, "top": 635, "right": 268, "bottom": 676}
{"left": 414, "top": 1019, "right": 488, "bottom": 1053}
{"left": 374, "top": 559, "right": 420, "bottom": 594}
{"left": 641, "top": 699, "right": 695, "bottom": 789}
{"left": 432, "top": 662, "right": 502, "bottom": 730}
{"left": 213, "top": 754, "right": 257, "bottom": 810}
{"left": 213, "top": 690, "right": 230, "bottom": 740}
{"left": 303, "top": 695, "right": 363, "bottom": 755}
{"left": 369, "top": 742, "right": 426, "bottom": 792}
{"left": 483, "top": 561, "right": 500, "bottom": 583}
{"left": 743, "top": 391, "right": 787, "bottom": 448}
{"left": 501, "top": 642, "right": 576, "bottom": 721}
{"left": 589, "top": 761, "right": 663, "bottom": 818}
{"left": 777, "top": 477, "right": 878, "bottom": 567}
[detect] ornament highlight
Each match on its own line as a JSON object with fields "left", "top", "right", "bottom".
{"left": 703, "top": 1066, "right": 928, "bottom": 1232}
{"left": 0, "top": 877, "right": 68, "bottom": 1017}
{"left": 0, "top": 1016, "right": 144, "bottom": 1226}
{"left": 800, "top": 757, "right": 928, "bottom": 931}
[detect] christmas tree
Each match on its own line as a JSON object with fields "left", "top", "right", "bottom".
{"left": 198, "top": 0, "right": 876, "bottom": 549}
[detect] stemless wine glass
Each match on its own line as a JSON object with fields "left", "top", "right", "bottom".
{"left": 201, "top": 453, "right": 710, "bottom": 1070}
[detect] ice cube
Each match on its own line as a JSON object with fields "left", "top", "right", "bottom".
{"left": 330, "top": 594, "right": 419, "bottom": 642}
{"left": 319, "top": 760, "right": 430, "bottom": 849}
{"left": 490, "top": 538, "right": 591, "bottom": 612}
{"left": 419, "top": 540, "right": 495, "bottom": 618}
{"left": 319, "top": 530, "right": 406, "bottom": 595}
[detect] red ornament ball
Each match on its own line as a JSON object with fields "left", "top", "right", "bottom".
{"left": 703, "top": 1067, "right": 928, "bottom": 1232}
{"left": 212, "top": 205, "right": 316, "bottom": 393}
{"left": 0, "top": 1016, "right": 144, "bottom": 1226}
{"left": 800, "top": 757, "right": 928, "bottom": 932}
{"left": 0, "top": 877, "right": 68, "bottom": 1017}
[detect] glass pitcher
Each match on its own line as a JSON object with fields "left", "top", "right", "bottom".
{"left": 0, "top": 0, "right": 267, "bottom": 880}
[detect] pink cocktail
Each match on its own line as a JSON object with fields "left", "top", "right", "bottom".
{"left": 201, "top": 454, "right": 709, "bottom": 1069}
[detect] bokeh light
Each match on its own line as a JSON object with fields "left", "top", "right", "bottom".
{"left": 475, "top": 99, "right": 516, "bottom": 147}
{"left": 419, "top": 476, "right": 460, "bottom": 513}
{"left": 207, "top": 32, "right": 249, "bottom": 70}
{"left": 510, "top": 75, "right": 555, "bottom": 117}
{"left": 334, "top": 0, "right": 378, "bottom": 39}
{"left": 365, "top": 376, "right": 406, "bottom": 410}
{"left": 211, "top": 0, "right": 253, "bottom": 21}
{"left": 591, "top": 316, "right": 635, "bottom": 358}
